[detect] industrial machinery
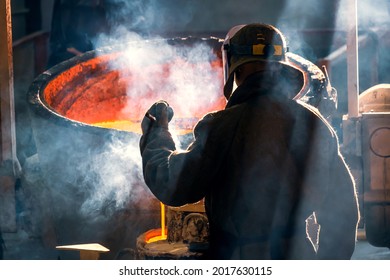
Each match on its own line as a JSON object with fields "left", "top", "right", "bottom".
{"left": 343, "top": 84, "right": 390, "bottom": 247}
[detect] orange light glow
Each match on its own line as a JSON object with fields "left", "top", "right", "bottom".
{"left": 42, "top": 52, "right": 225, "bottom": 134}
{"left": 93, "top": 119, "right": 195, "bottom": 135}
{"left": 145, "top": 202, "right": 167, "bottom": 243}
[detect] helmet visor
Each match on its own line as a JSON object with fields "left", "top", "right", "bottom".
{"left": 222, "top": 24, "right": 246, "bottom": 84}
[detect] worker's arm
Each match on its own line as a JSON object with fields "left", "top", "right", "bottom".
{"left": 139, "top": 101, "right": 217, "bottom": 207}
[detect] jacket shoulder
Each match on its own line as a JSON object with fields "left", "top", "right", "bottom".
{"left": 296, "top": 100, "right": 338, "bottom": 139}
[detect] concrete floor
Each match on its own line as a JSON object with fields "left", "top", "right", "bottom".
{"left": 352, "top": 240, "right": 390, "bottom": 260}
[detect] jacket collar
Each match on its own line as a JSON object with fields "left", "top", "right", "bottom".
{"left": 226, "top": 71, "right": 282, "bottom": 108}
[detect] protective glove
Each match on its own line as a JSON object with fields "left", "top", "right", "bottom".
{"left": 141, "top": 100, "right": 174, "bottom": 135}
{"left": 140, "top": 100, "right": 174, "bottom": 154}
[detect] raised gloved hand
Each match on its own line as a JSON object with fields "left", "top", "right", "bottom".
{"left": 141, "top": 100, "right": 174, "bottom": 135}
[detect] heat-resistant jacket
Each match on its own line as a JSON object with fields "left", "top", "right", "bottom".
{"left": 140, "top": 73, "right": 359, "bottom": 260}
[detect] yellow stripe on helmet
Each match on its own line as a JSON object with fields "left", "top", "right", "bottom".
{"left": 252, "top": 44, "right": 265, "bottom": 55}
{"left": 252, "top": 44, "right": 283, "bottom": 56}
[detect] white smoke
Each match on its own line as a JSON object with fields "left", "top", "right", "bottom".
{"left": 336, "top": 0, "right": 390, "bottom": 29}
{"left": 79, "top": 135, "right": 146, "bottom": 218}
{"left": 94, "top": 29, "right": 224, "bottom": 122}
{"left": 103, "top": 0, "right": 197, "bottom": 35}
{"left": 79, "top": 28, "right": 224, "bottom": 218}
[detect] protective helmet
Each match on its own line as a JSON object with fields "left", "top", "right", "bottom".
{"left": 222, "top": 23, "right": 304, "bottom": 99}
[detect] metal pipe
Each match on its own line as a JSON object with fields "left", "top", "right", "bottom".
{"left": 346, "top": 0, "right": 360, "bottom": 118}
{"left": 0, "top": 0, "right": 19, "bottom": 173}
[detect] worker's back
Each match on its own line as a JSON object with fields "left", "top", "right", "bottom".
{"left": 203, "top": 76, "right": 357, "bottom": 259}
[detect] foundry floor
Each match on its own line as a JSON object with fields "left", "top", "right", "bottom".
{"left": 1, "top": 230, "right": 390, "bottom": 260}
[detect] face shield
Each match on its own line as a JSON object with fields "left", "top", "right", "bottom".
{"left": 222, "top": 25, "right": 246, "bottom": 84}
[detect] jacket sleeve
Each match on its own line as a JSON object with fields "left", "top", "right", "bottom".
{"left": 140, "top": 114, "right": 217, "bottom": 207}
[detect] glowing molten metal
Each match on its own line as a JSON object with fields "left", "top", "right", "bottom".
{"left": 145, "top": 203, "right": 167, "bottom": 243}
{"left": 43, "top": 50, "right": 225, "bottom": 135}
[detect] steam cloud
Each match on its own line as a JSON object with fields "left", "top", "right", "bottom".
{"left": 78, "top": 25, "right": 224, "bottom": 218}
{"left": 102, "top": 0, "right": 197, "bottom": 35}
{"left": 78, "top": 135, "right": 145, "bottom": 219}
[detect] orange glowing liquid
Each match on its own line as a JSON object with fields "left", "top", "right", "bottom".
{"left": 145, "top": 202, "right": 167, "bottom": 243}
{"left": 44, "top": 54, "right": 226, "bottom": 130}
{"left": 93, "top": 120, "right": 143, "bottom": 134}
{"left": 93, "top": 120, "right": 194, "bottom": 135}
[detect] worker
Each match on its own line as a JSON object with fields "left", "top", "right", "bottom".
{"left": 139, "top": 23, "right": 359, "bottom": 259}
